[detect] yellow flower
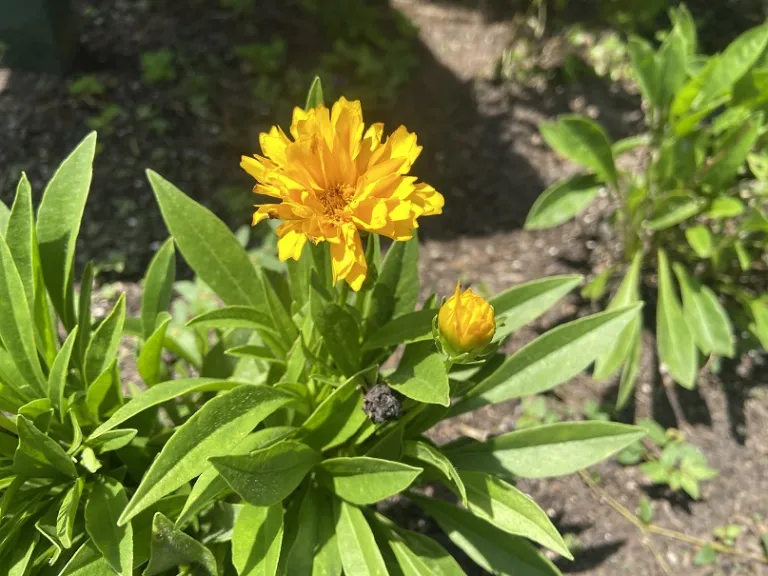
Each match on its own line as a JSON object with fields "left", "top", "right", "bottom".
{"left": 241, "top": 97, "right": 444, "bottom": 291}
{"left": 438, "top": 282, "right": 496, "bottom": 355}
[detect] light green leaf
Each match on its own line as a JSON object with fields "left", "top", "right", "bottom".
{"left": 0, "top": 200, "right": 9, "bottom": 235}
{"left": 657, "top": 250, "right": 697, "bottom": 388}
{"left": 232, "top": 503, "right": 283, "bottom": 576}
{"left": 657, "top": 27, "right": 688, "bottom": 108}
{"left": 85, "top": 478, "right": 133, "bottom": 576}
{"left": 362, "top": 308, "right": 436, "bottom": 351}
{"left": 14, "top": 415, "right": 77, "bottom": 479}
{"left": 84, "top": 293, "right": 126, "bottom": 384}
{"left": 144, "top": 512, "right": 218, "bottom": 576}
{"left": 0, "top": 234, "right": 45, "bottom": 395}
{"left": 539, "top": 115, "right": 617, "bottom": 186}
{"left": 703, "top": 120, "right": 761, "bottom": 189}
{"left": 366, "top": 237, "right": 419, "bottom": 335}
{"left": 49, "top": 327, "right": 79, "bottom": 421}
{"left": 627, "top": 36, "right": 660, "bottom": 108}
{"left": 187, "top": 305, "right": 275, "bottom": 331}
{"left": 334, "top": 499, "right": 389, "bottom": 576}
{"left": 57, "top": 477, "right": 84, "bottom": 549}
{"left": 445, "top": 421, "right": 645, "bottom": 478}
{"left": 706, "top": 197, "right": 745, "bottom": 219}
{"left": 211, "top": 440, "right": 319, "bottom": 507}
{"left": 403, "top": 440, "right": 466, "bottom": 505}
{"left": 226, "top": 345, "right": 284, "bottom": 363}
{"left": 36, "top": 132, "right": 96, "bottom": 322}
{"left": 314, "top": 303, "right": 360, "bottom": 376}
{"left": 525, "top": 174, "right": 602, "bottom": 230}
{"left": 389, "top": 344, "right": 449, "bottom": 406}
{"left": 612, "top": 134, "right": 651, "bottom": 157}
{"left": 141, "top": 238, "right": 176, "bottom": 339}
{"left": 700, "top": 23, "right": 768, "bottom": 102}
{"left": 580, "top": 266, "right": 615, "bottom": 302}
{"left": 300, "top": 377, "right": 366, "bottom": 451}
{"left": 461, "top": 304, "right": 642, "bottom": 411}
{"left": 593, "top": 252, "right": 642, "bottom": 380}
{"left": 617, "top": 321, "right": 642, "bottom": 409}
{"left": 305, "top": 76, "right": 325, "bottom": 109}
{"left": 646, "top": 193, "right": 703, "bottom": 230}
{"left": 673, "top": 264, "right": 734, "bottom": 357}
{"left": 87, "top": 428, "right": 137, "bottom": 454}
{"left": 149, "top": 169, "right": 266, "bottom": 309}
{"left": 58, "top": 541, "right": 112, "bottom": 576}
{"left": 285, "top": 484, "right": 322, "bottom": 576}
{"left": 7, "top": 173, "right": 35, "bottom": 314}
{"left": 119, "top": 384, "right": 292, "bottom": 524}
{"left": 90, "top": 377, "right": 238, "bottom": 438}
{"left": 490, "top": 275, "right": 582, "bottom": 341}
{"left": 137, "top": 313, "right": 172, "bottom": 386}
{"left": 85, "top": 360, "right": 121, "bottom": 418}
{"left": 411, "top": 494, "right": 562, "bottom": 576}
{"left": 686, "top": 225, "right": 714, "bottom": 257}
{"left": 460, "top": 470, "right": 571, "bottom": 558}
{"left": 317, "top": 457, "right": 422, "bottom": 505}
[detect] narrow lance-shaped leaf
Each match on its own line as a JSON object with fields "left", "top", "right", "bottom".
{"left": 84, "top": 293, "right": 126, "bottom": 384}
{"left": 14, "top": 415, "right": 77, "bottom": 479}
{"left": 137, "top": 313, "right": 172, "bottom": 386}
{"left": 525, "top": 174, "right": 602, "bottom": 230}
{"left": 403, "top": 440, "right": 466, "bottom": 505}
{"left": 616, "top": 321, "right": 642, "bottom": 410}
{"left": 49, "top": 327, "right": 79, "bottom": 422}
{"left": 57, "top": 477, "right": 84, "bottom": 549}
{"left": 366, "top": 236, "right": 419, "bottom": 335}
{"left": 6, "top": 173, "right": 36, "bottom": 313}
{"left": 305, "top": 76, "right": 325, "bottom": 109}
{"left": 37, "top": 132, "right": 97, "bottom": 323}
{"left": 334, "top": 499, "right": 390, "bottom": 576}
{"left": 85, "top": 478, "right": 133, "bottom": 576}
{"left": 119, "top": 384, "right": 292, "bottom": 524}
{"left": 232, "top": 503, "right": 284, "bottom": 576}
{"left": 627, "top": 36, "right": 660, "bottom": 108}
{"left": 141, "top": 238, "right": 176, "bottom": 339}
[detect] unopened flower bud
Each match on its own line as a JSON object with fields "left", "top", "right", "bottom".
{"left": 437, "top": 282, "right": 496, "bottom": 357}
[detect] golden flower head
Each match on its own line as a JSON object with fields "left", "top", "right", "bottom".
{"left": 241, "top": 97, "right": 444, "bottom": 291}
{"left": 438, "top": 282, "right": 496, "bottom": 356}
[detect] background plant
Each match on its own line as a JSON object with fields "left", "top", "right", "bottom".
{"left": 0, "top": 81, "right": 651, "bottom": 574}
{"left": 525, "top": 6, "right": 768, "bottom": 398}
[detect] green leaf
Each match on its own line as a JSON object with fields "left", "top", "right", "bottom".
{"left": 490, "top": 275, "right": 582, "bottom": 341}
{"left": 57, "top": 477, "right": 84, "bottom": 549}
{"left": 75, "top": 261, "right": 94, "bottom": 367}
{"left": 90, "top": 377, "right": 238, "bottom": 438}
{"left": 284, "top": 483, "right": 322, "bottom": 576}
{"left": 703, "top": 120, "right": 762, "bottom": 189}
{"left": 362, "top": 308, "right": 435, "bottom": 351}
{"left": 7, "top": 529, "right": 39, "bottom": 576}
{"left": 372, "top": 513, "right": 466, "bottom": 576}
{"left": 627, "top": 36, "right": 660, "bottom": 108}
{"left": 461, "top": 304, "right": 642, "bottom": 411}
{"left": 85, "top": 478, "right": 133, "bottom": 576}
{"left": 617, "top": 322, "right": 642, "bottom": 409}
{"left": 176, "top": 426, "right": 295, "bottom": 529}
{"left": 187, "top": 305, "right": 274, "bottom": 331}
{"left": 639, "top": 496, "right": 654, "bottom": 524}
{"left": 686, "top": 225, "right": 714, "bottom": 257}
{"left": 366, "top": 237, "right": 419, "bottom": 335}
{"left": 460, "top": 470, "right": 572, "bottom": 558}
{"left": 580, "top": 266, "right": 615, "bottom": 302}
{"left": 232, "top": 503, "right": 284, "bottom": 576}
{"left": 36, "top": 132, "right": 96, "bottom": 322}
{"left": 334, "top": 499, "right": 390, "bottom": 576}
{"left": 657, "top": 250, "right": 698, "bottom": 388}
{"left": 0, "top": 200, "right": 9, "bottom": 235}
{"left": 6, "top": 173, "right": 36, "bottom": 314}
{"left": 85, "top": 360, "right": 121, "bottom": 419}
{"left": 119, "top": 384, "right": 292, "bottom": 524}
{"left": 317, "top": 457, "right": 422, "bottom": 505}
{"left": 137, "top": 313, "right": 172, "bottom": 386}
{"left": 87, "top": 428, "right": 137, "bottom": 454}
{"left": 0, "top": 234, "right": 45, "bottom": 395}
{"left": 701, "top": 24, "right": 768, "bottom": 102}
{"left": 612, "top": 134, "right": 651, "bottom": 157}
{"left": 305, "top": 76, "right": 325, "bottom": 110}
{"left": 144, "top": 512, "right": 218, "bottom": 576}
{"left": 149, "top": 170, "right": 266, "bottom": 310}
{"left": 58, "top": 541, "right": 112, "bottom": 576}
{"left": 314, "top": 303, "right": 361, "bottom": 376}
{"left": 445, "top": 421, "right": 645, "bottom": 478}
{"left": 411, "top": 494, "right": 562, "bottom": 576}
{"left": 14, "top": 415, "right": 77, "bottom": 479}
{"left": 694, "top": 544, "right": 716, "bottom": 566}
{"left": 524, "top": 174, "right": 602, "bottom": 230}
{"left": 673, "top": 264, "right": 734, "bottom": 357}
{"left": 403, "top": 440, "right": 466, "bottom": 505}
{"left": 657, "top": 27, "right": 688, "bottom": 108}
{"left": 299, "top": 377, "right": 366, "bottom": 451}
{"left": 211, "top": 440, "right": 319, "bottom": 507}
{"left": 646, "top": 193, "right": 703, "bottom": 230}
{"left": 49, "top": 327, "right": 79, "bottom": 421}
{"left": 389, "top": 344, "right": 449, "bottom": 406}
{"left": 84, "top": 293, "right": 126, "bottom": 384}
{"left": 539, "top": 115, "right": 617, "bottom": 186}
{"left": 593, "top": 253, "right": 642, "bottom": 380}
{"left": 141, "top": 238, "right": 176, "bottom": 339}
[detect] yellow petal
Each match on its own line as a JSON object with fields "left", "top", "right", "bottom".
{"left": 276, "top": 223, "right": 308, "bottom": 262}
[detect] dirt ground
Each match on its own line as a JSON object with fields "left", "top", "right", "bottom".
{"left": 4, "top": 0, "right": 768, "bottom": 574}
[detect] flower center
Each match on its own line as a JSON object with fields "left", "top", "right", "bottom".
{"left": 317, "top": 183, "right": 352, "bottom": 216}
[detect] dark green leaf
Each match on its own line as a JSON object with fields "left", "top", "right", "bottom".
{"left": 362, "top": 308, "right": 435, "bottom": 351}
{"left": 646, "top": 193, "right": 703, "bottom": 230}
{"left": 366, "top": 237, "right": 419, "bottom": 335}
{"left": 84, "top": 294, "right": 126, "bottom": 384}
{"left": 36, "top": 133, "right": 96, "bottom": 322}
{"left": 137, "top": 313, "right": 172, "bottom": 386}
{"left": 58, "top": 541, "right": 112, "bottom": 576}
{"left": 144, "top": 512, "right": 218, "bottom": 575}
{"left": 525, "top": 174, "right": 602, "bottom": 230}
{"left": 14, "top": 415, "right": 77, "bottom": 479}
{"left": 211, "top": 440, "right": 319, "bottom": 507}
{"left": 616, "top": 322, "right": 642, "bottom": 409}
{"left": 232, "top": 503, "right": 283, "bottom": 576}
{"left": 141, "top": 238, "right": 175, "bottom": 339}
{"left": 57, "top": 477, "right": 84, "bottom": 549}
{"left": 314, "top": 303, "right": 360, "bottom": 376}
{"left": 300, "top": 377, "right": 366, "bottom": 451}
{"left": 7, "top": 528, "right": 39, "bottom": 576}
{"left": 317, "top": 456, "right": 422, "bottom": 505}
{"left": 49, "top": 327, "right": 78, "bottom": 421}
{"left": 703, "top": 120, "right": 761, "bottom": 189}
{"left": 85, "top": 478, "right": 133, "bottom": 576}
{"left": 445, "top": 421, "right": 645, "bottom": 478}
{"left": 119, "top": 384, "right": 292, "bottom": 524}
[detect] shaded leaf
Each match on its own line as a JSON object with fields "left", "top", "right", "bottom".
{"left": 232, "top": 503, "right": 283, "bottom": 576}
{"left": 525, "top": 174, "right": 602, "bottom": 230}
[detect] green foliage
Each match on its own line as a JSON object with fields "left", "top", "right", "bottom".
{"left": 0, "top": 82, "right": 646, "bottom": 575}
{"left": 141, "top": 50, "right": 177, "bottom": 84}
{"left": 68, "top": 75, "right": 106, "bottom": 98}
{"left": 526, "top": 6, "right": 768, "bottom": 396}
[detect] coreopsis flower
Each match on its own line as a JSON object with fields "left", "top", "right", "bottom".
{"left": 241, "top": 97, "right": 444, "bottom": 291}
{"left": 437, "top": 282, "right": 496, "bottom": 357}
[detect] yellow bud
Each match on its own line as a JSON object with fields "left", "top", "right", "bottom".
{"left": 438, "top": 282, "right": 496, "bottom": 355}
